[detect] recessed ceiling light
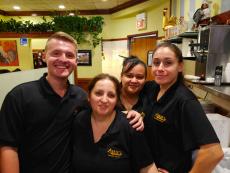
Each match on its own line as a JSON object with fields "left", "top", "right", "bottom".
{"left": 13, "top": 5, "right": 21, "bottom": 10}
{"left": 58, "top": 5, "right": 65, "bottom": 9}
{"left": 101, "top": 0, "right": 108, "bottom": 2}
{"left": 31, "top": 13, "right": 37, "bottom": 16}
{"left": 69, "top": 13, "right": 75, "bottom": 16}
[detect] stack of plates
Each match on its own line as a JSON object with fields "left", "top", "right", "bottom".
{"left": 184, "top": 75, "right": 201, "bottom": 80}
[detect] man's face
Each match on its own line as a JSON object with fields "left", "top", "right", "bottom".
{"left": 45, "top": 38, "right": 77, "bottom": 80}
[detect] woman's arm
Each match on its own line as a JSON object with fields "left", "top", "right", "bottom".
{"left": 189, "top": 143, "right": 223, "bottom": 173}
{"left": 0, "top": 146, "right": 19, "bottom": 173}
{"left": 140, "top": 163, "right": 159, "bottom": 173}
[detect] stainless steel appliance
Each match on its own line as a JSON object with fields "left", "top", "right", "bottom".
{"left": 196, "top": 25, "right": 230, "bottom": 83}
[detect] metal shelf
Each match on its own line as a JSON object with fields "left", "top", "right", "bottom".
{"left": 178, "top": 31, "right": 198, "bottom": 39}
{"left": 183, "top": 56, "right": 196, "bottom": 61}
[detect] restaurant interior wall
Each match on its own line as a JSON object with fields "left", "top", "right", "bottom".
{"left": 0, "top": 0, "right": 170, "bottom": 78}
{"left": 174, "top": 0, "right": 224, "bottom": 21}
{"left": 0, "top": 37, "right": 33, "bottom": 71}
{"left": 171, "top": 0, "right": 227, "bottom": 77}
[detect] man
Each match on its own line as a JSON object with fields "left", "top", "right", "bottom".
{"left": 0, "top": 32, "right": 87, "bottom": 173}
{"left": 0, "top": 32, "right": 143, "bottom": 173}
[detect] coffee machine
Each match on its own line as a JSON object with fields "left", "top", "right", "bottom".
{"left": 195, "top": 25, "right": 230, "bottom": 83}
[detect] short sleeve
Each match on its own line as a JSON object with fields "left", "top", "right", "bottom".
{"left": 180, "top": 99, "right": 219, "bottom": 151}
{"left": 130, "top": 130, "right": 154, "bottom": 171}
{"left": 0, "top": 91, "right": 24, "bottom": 147}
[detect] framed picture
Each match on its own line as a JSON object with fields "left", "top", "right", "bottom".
{"left": 0, "top": 40, "right": 19, "bottom": 66}
{"left": 147, "top": 50, "right": 154, "bottom": 66}
{"left": 32, "top": 49, "right": 47, "bottom": 69}
{"left": 77, "top": 50, "right": 92, "bottom": 66}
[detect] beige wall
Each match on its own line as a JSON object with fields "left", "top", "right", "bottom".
{"left": 175, "top": 0, "right": 222, "bottom": 21}
{"left": 0, "top": 38, "right": 33, "bottom": 71}
{"left": 0, "top": 0, "right": 170, "bottom": 77}
{"left": 102, "top": 0, "right": 170, "bottom": 38}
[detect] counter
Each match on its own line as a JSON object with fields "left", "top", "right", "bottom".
{"left": 185, "top": 80, "right": 230, "bottom": 116}
{"left": 196, "top": 85, "right": 230, "bottom": 101}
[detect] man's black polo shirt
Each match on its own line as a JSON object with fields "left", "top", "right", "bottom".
{"left": 144, "top": 80, "right": 219, "bottom": 173}
{"left": 72, "top": 109, "right": 153, "bottom": 173}
{"left": 0, "top": 73, "right": 87, "bottom": 173}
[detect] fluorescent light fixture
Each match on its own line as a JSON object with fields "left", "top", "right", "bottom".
{"left": 58, "top": 5, "right": 65, "bottom": 9}
{"left": 13, "top": 5, "right": 21, "bottom": 10}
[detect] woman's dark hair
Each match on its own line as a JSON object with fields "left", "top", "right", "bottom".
{"left": 88, "top": 73, "right": 121, "bottom": 98}
{"left": 154, "top": 42, "right": 184, "bottom": 82}
{"left": 121, "top": 56, "right": 147, "bottom": 78}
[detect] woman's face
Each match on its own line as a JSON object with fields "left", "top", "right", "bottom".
{"left": 152, "top": 47, "right": 183, "bottom": 88}
{"left": 121, "top": 64, "right": 146, "bottom": 95}
{"left": 89, "top": 79, "right": 117, "bottom": 117}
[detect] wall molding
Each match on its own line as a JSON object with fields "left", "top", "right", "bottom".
{"left": 102, "top": 38, "right": 127, "bottom": 42}
{"left": 0, "top": 32, "right": 54, "bottom": 38}
{"left": 0, "top": 0, "right": 148, "bottom": 16}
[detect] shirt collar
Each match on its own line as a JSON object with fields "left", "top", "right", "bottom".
{"left": 39, "top": 73, "right": 75, "bottom": 97}
{"left": 155, "top": 80, "right": 180, "bottom": 104}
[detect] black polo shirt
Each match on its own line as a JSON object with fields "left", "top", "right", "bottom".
{"left": 144, "top": 80, "right": 219, "bottom": 173}
{"left": 72, "top": 109, "right": 153, "bottom": 173}
{"left": 117, "top": 81, "right": 158, "bottom": 117}
{"left": 0, "top": 73, "right": 87, "bottom": 173}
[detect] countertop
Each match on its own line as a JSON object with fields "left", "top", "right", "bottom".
{"left": 199, "top": 85, "right": 230, "bottom": 101}
{"left": 185, "top": 79, "right": 230, "bottom": 101}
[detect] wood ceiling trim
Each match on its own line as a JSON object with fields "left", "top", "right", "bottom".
{"left": 127, "top": 31, "right": 158, "bottom": 38}
{"left": 0, "top": 0, "right": 149, "bottom": 16}
{"left": 110, "top": 0, "right": 148, "bottom": 13}
{"left": 0, "top": 32, "right": 54, "bottom": 38}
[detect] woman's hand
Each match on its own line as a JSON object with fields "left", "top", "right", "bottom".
{"left": 126, "top": 110, "right": 144, "bottom": 131}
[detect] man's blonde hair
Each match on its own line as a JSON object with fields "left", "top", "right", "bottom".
{"left": 45, "top": 32, "right": 78, "bottom": 51}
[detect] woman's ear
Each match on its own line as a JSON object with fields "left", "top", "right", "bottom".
{"left": 178, "top": 62, "right": 184, "bottom": 72}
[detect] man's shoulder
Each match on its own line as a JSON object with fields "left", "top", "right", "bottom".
{"left": 70, "top": 85, "right": 87, "bottom": 98}
{"left": 10, "top": 80, "right": 40, "bottom": 93}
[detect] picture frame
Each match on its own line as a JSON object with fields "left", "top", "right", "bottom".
{"left": 0, "top": 40, "right": 19, "bottom": 66}
{"left": 32, "top": 49, "right": 47, "bottom": 69}
{"left": 77, "top": 50, "right": 92, "bottom": 66}
{"left": 147, "top": 50, "right": 154, "bottom": 66}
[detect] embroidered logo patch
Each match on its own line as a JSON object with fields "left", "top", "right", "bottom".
{"left": 107, "top": 148, "right": 122, "bottom": 158}
{"left": 153, "top": 113, "right": 166, "bottom": 123}
{"left": 140, "top": 112, "right": 145, "bottom": 118}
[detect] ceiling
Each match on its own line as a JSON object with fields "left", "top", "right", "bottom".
{"left": 0, "top": 0, "right": 149, "bottom": 15}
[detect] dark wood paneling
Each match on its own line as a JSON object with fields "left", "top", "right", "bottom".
{"left": 110, "top": 0, "right": 148, "bottom": 13}
{"left": 211, "top": 10, "right": 230, "bottom": 24}
{"left": 0, "top": 0, "right": 148, "bottom": 16}
{"left": 76, "top": 78, "right": 92, "bottom": 92}
{"left": 0, "top": 32, "right": 54, "bottom": 38}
